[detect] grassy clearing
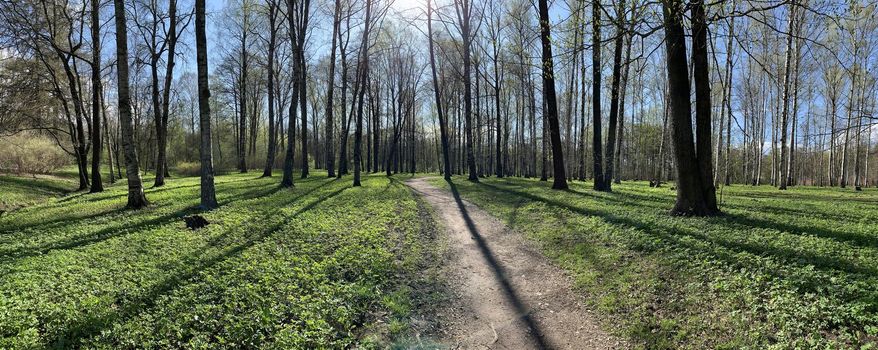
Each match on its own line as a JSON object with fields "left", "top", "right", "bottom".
{"left": 430, "top": 177, "right": 878, "bottom": 349}
{"left": 0, "top": 175, "right": 76, "bottom": 211}
{"left": 0, "top": 172, "right": 441, "bottom": 349}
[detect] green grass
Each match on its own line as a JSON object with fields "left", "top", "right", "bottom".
{"left": 430, "top": 177, "right": 878, "bottom": 349}
{"left": 0, "top": 171, "right": 441, "bottom": 349}
{"left": 0, "top": 175, "right": 77, "bottom": 211}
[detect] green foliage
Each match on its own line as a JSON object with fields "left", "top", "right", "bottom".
{"left": 432, "top": 177, "right": 878, "bottom": 349}
{"left": 0, "top": 175, "right": 75, "bottom": 211}
{"left": 0, "top": 134, "right": 70, "bottom": 175}
{"left": 0, "top": 172, "right": 437, "bottom": 348}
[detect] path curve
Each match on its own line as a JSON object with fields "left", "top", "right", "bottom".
{"left": 406, "top": 178, "right": 626, "bottom": 350}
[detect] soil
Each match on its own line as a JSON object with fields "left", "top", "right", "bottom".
{"left": 406, "top": 178, "right": 627, "bottom": 350}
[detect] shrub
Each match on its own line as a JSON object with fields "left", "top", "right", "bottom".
{"left": 0, "top": 134, "right": 69, "bottom": 175}
{"left": 173, "top": 161, "right": 201, "bottom": 177}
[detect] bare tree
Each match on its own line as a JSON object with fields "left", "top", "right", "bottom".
{"left": 324, "top": 0, "right": 341, "bottom": 177}
{"left": 352, "top": 0, "right": 374, "bottom": 187}
{"left": 778, "top": 1, "right": 796, "bottom": 190}
{"left": 604, "top": 0, "right": 627, "bottom": 191}
{"left": 195, "top": 0, "right": 217, "bottom": 209}
{"left": 690, "top": 0, "right": 718, "bottom": 211}
{"left": 262, "top": 0, "right": 281, "bottom": 177}
{"left": 661, "top": 0, "right": 717, "bottom": 216}
{"left": 592, "top": 0, "right": 606, "bottom": 191}
{"left": 538, "top": 0, "right": 567, "bottom": 189}
{"left": 89, "top": 0, "right": 103, "bottom": 192}
{"left": 113, "top": 0, "right": 148, "bottom": 208}
{"left": 453, "top": 0, "right": 479, "bottom": 182}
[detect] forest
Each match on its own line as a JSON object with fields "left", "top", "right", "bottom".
{"left": 0, "top": 0, "right": 876, "bottom": 348}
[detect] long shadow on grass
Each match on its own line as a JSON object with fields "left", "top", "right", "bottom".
{"left": 725, "top": 201, "right": 862, "bottom": 223}
{"left": 0, "top": 205, "right": 132, "bottom": 237}
{"left": 565, "top": 188, "right": 670, "bottom": 211}
{"left": 0, "top": 176, "right": 74, "bottom": 194}
{"left": 0, "top": 182, "right": 287, "bottom": 262}
{"left": 6, "top": 179, "right": 270, "bottom": 234}
{"left": 721, "top": 211, "right": 878, "bottom": 248}
{"left": 446, "top": 180, "right": 552, "bottom": 350}
{"left": 498, "top": 178, "right": 672, "bottom": 210}
{"left": 475, "top": 182, "right": 876, "bottom": 280}
{"left": 735, "top": 191, "right": 875, "bottom": 203}
{"left": 566, "top": 182, "right": 877, "bottom": 248}
{"left": 54, "top": 176, "right": 255, "bottom": 206}
{"left": 59, "top": 180, "right": 344, "bottom": 346}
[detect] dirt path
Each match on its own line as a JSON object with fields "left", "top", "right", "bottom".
{"left": 406, "top": 178, "right": 626, "bottom": 350}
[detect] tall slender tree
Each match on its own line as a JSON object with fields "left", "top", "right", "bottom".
{"left": 113, "top": 0, "right": 148, "bottom": 209}
{"left": 262, "top": 0, "right": 281, "bottom": 177}
{"left": 297, "top": 0, "right": 312, "bottom": 179}
{"left": 195, "top": 0, "right": 218, "bottom": 209}
{"left": 353, "top": 0, "right": 374, "bottom": 187}
{"left": 604, "top": 0, "right": 627, "bottom": 192}
{"left": 89, "top": 0, "right": 103, "bottom": 193}
{"left": 428, "top": 0, "right": 451, "bottom": 180}
{"left": 454, "top": 0, "right": 479, "bottom": 182}
{"left": 282, "top": 0, "right": 301, "bottom": 188}
{"left": 538, "top": 0, "right": 567, "bottom": 190}
{"left": 324, "top": 0, "right": 341, "bottom": 178}
{"left": 778, "top": 1, "right": 796, "bottom": 190}
{"left": 690, "top": 0, "right": 718, "bottom": 211}
{"left": 592, "top": 0, "right": 606, "bottom": 191}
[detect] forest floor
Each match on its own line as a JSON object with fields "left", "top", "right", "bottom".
{"left": 0, "top": 174, "right": 76, "bottom": 211}
{"left": 0, "top": 171, "right": 446, "bottom": 349}
{"left": 429, "top": 176, "right": 878, "bottom": 349}
{"left": 3, "top": 170, "right": 877, "bottom": 349}
{"left": 407, "top": 177, "right": 626, "bottom": 349}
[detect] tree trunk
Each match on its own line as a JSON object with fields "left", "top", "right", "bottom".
{"left": 196, "top": 0, "right": 218, "bottom": 209}
{"left": 829, "top": 95, "right": 837, "bottom": 186}
{"left": 102, "top": 92, "right": 115, "bottom": 183}
{"left": 89, "top": 0, "right": 104, "bottom": 193}
{"left": 778, "top": 2, "right": 795, "bottom": 190}
{"left": 282, "top": 0, "right": 301, "bottom": 188}
{"left": 538, "top": 0, "right": 567, "bottom": 189}
{"left": 337, "top": 15, "right": 352, "bottom": 178}
{"left": 662, "top": 0, "right": 714, "bottom": 216}
{"left": 353, "top": 0, "right": 372, "bottom": 187}
{"left": 787, "top": 18, "right": 801, "bottom": 187}
{"left": 263, "top": 1, "right": 280, "bottom": 177}
{"left": 371, "top": 80, "right": 381, "bottom": 173}
{"left": 494, "top": 61, "right": 502, "bottom": 178}
{"left": 239, "top": 26, "right": 249, "bottom": 173}
{"left": 456, "top": 0, "right": 479, "bottom": 182}
{"left": 429, "top": 0, "right": 452, "bottom": 180}
{"left": 723, "top": 1, "right": 736, "bottom": 186}
{"left": 153, "top": 0, "right": 180, "bottom": 187}
{"left": 325, "top": 0, "right": 340, "bottom": 177}
{"left": 604, "top": 0, "right": 626, "bottom": 191}
{"left": 578, "top": 11, "right": 588, "bottom": 182}
{"left": 614, "top": 30, "right": 632, "bottom": 185}
{"left": 113, "top": 0, "right": 148, "bottom": 209}
{"left": 591, "top": 0, "right": 606, "bottom": 191}
{"left": 690, "top": 0, "right": 718, "bottom": 211}
{"left": 296, "top": 0, "right": 311, "bottom": 179}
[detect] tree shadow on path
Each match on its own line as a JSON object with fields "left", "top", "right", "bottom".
{"left": 445, "top": 179, "right": 552, "bottom": 350}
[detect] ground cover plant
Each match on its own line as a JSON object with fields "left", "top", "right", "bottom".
{"left": 0, "top": 172, "right": 441, "bottom": 349}
{"left": 430, "top": 177, "right": 878, "bottom": 349}
{"left": 0, "top": 175, "right": 76, "bottom": 211}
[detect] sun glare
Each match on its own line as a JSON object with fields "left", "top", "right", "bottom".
{"left": 390, "top": 0, "right": 424, "bottom": 12}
